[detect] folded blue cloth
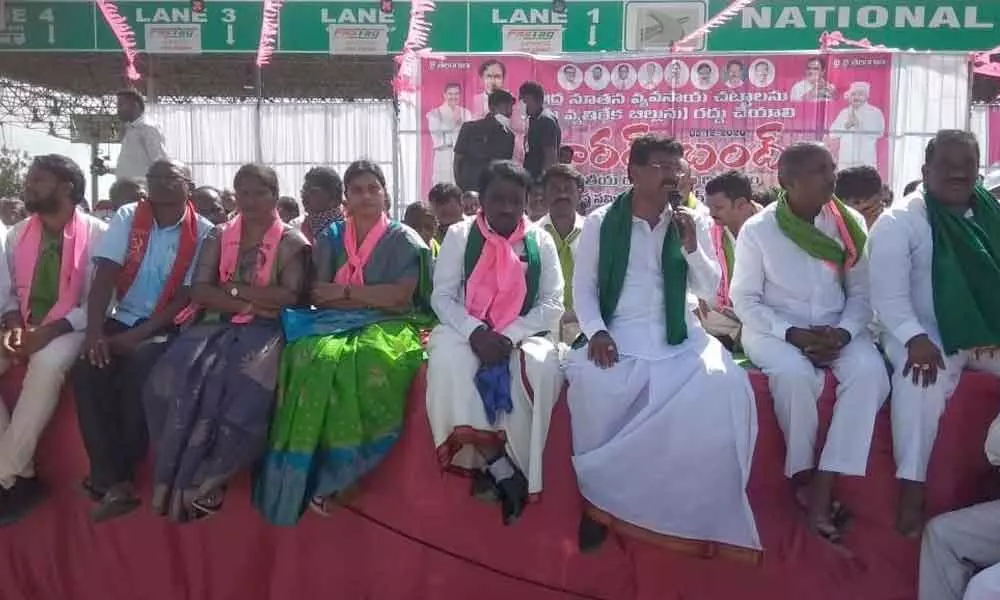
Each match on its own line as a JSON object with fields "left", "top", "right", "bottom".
{"left": 281, "top": 307, "right": 389, "bottom": 343}
{"left": 475, "top": 362, "right": 513, "bottom": 426}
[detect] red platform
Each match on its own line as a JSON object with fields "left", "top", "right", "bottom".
{"left": 0, "top": 366, "right": 998, "bottom": 600}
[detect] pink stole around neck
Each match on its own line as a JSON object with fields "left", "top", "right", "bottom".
{"left": 710, "top": 222, "right": 731, "bottom": 309}
{"left": 465, "top": 214, "right": 527, "bottom": 332}
{"left": 218, "top": 212, "right": 284, "bottom": 323}
{"left": 15, "top": 209, "right": 88, "bottom": 325}
{"left": 823, "top": 201, "right": 860, "bottom": 274}
{"left": 334, "top": 213, "right": 390, "bottom": 286}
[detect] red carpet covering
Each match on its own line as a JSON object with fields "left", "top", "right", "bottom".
{"left": 0, "top": 366, "right": 998, "bottom": 600}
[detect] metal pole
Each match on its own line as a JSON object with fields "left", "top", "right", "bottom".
{"left": 255, "top": 66, "right": 264, "bottom": 164}
{"left": 90, "top": 141, "right": 99, "bottom": 208}
{"left": 391, "top": 99, "right": 402, "bottom": 219}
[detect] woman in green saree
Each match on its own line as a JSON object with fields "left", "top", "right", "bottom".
{"left": 253, "top": 160, "right": 432, "bottom": 526}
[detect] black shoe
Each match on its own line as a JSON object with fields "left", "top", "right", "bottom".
{"left": 80, "top": 477, "right": 106, "bottom": 502}
{"left": 90, "top": 483, "right": 141, "bottom": 523}
{"left": 578, "top": 514, "right": 608, "bottom": 553}
{"left": 0, "top": 478, "right": 46, "bottom": 527}
{"left": 495, "top": 469, "right": 528, "bottom": 526}
{"left": 470, "top": 470, "right": 500, "bottom": 503}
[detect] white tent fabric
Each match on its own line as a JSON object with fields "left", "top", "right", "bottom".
{"left": 147, "top": 101, "right": 400, "bottom": 214}
{"left": 887, "top": 53, "right": 971, "bottom": 196}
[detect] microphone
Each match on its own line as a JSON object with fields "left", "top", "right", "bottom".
{"left": 667, "top": 189, "right": 683, "bottom": 209}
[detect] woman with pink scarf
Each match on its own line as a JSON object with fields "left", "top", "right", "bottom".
{"left": 254, "top": 161, "right": 433, "bottom": 526}
{"left": 143, "top": 164, "right": 309, "bottom": 522}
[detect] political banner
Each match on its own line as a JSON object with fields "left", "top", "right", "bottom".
{"left": 419, "top": 52, "right": 893, "bottom": 212}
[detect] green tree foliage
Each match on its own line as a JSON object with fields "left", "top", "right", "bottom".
{"left": 0, "top": 146, "right": 29, "bottom": 199}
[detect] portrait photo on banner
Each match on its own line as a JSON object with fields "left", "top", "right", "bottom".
{"left": 418, "top": 52, "right": 892, "bottom": 213}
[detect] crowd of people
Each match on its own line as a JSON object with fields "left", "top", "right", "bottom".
{"left": 0, "top": 85, "right": 998, "bottom": 600}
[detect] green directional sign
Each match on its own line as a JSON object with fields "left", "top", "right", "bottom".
{"left": 467, "top": 2, "right": 622, "bottom": 53}
{"left": 95, "top": 1, "right": 262, "bottom": 53}
{"left": 0, "top": 1, "right": 96, "bottom": 51}
{"left": 3, "top": 0, "right": 998, "bottom": 54}
{"left": 277, "top": 1, "right": 471, "bottom": 54}
{"left": 704, "top": 0, "right": 1000, "bottom": 52}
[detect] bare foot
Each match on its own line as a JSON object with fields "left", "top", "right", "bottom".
{"left": 897, "top": 481, "right": 926, "bottom": 538}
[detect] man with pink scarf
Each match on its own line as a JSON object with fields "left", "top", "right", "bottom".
{"left": 426, "top": 160, "right": 564, "bottom": 526}
{"left": 0, "top": 155, "right": 105, "bottom": 524}
{"left": 701, "top": 170, "right": 760, "bottom": 349}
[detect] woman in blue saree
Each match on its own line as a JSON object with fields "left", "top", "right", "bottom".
{"left": 254, "top": 160, "right": 432, "bottom": 526}
{"left": 144, "top": 164, "right": 309, "bottom": 521}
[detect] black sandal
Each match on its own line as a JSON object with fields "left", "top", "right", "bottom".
{"left": 90, "top": 486, "right": 141, "bottom": 523}
{"left": 80, "top": 477, "right": 105, "bottom": 503}
{"left": 830, "top": 500, "right": 852, "bottom": 530}
{"left": 190, "top": 489, "right": 225, "bottom": 520}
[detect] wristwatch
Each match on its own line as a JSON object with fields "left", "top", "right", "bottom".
{"left": 229, "top": 285, "right": 240, "bottom": 298}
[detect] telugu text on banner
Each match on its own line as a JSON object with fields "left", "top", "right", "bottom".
{"left": 419, "top": 52, "right": 893, "bottom": 212}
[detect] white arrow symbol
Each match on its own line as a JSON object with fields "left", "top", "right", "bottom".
{"left": 48, "top": 24, "right": 55, "bottom": 44}
{"left": 588, "top": 24, "right": 596, "bottom": 46}
{"left": 226, "top": 23, "right": 234, "bottom": 45}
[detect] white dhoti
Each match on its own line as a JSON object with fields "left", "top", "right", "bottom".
{"left": 743, "top": 331, "right": 889, "bottom": 478}
{"left": 919, "top": 500, "right": 1000, "bottom": 600}
{"left": 885, "top": 337, "right": 1000, "bottom": 483}
{"left": 565, "top": 332, "right": 760, "bottom": 551}
{"left": 426, "top": 324, "right": 562, "bottom": 494}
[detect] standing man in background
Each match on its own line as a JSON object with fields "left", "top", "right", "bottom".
{"left": 518, "top": 82, "right": 561, "bottom": 183}
{"left": 93, "top": 90, "right": 167, "bottom": 184}
{"left": 453, "top": 90, "right": 516, "bottom": 194}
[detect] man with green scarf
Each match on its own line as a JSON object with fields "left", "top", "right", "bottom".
{"left": 536, "top": 163, "right": 585, "bottom": 345}
{"left": 731, "top": 142, "right": 889, "bottom": 544}
{"left": 869, "top": 130, "right": 1000, "bottom": 537}
{"left": 565, "top": 134, "right": 760, "bottom": 557}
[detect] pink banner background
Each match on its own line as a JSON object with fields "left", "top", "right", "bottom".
{"left": 420, "top": 52, "right": 892, "bottom": 212}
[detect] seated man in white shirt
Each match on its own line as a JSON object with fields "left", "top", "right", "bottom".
{"left": 0, "top": 155, "right": 106, "bottom": 525}
{"left": 919, "top": 413, "right": 1000, "bottom": 600}
{"left": 95, "top": 90, "right": 167, "bottom": 183}
{"left": 426, "top": 160, "right": 564, "bottom": 526}
{"left": 566, "top": 134, "right": 760, "bottom": 557}
{"left": 731, "top": 142, "right": 889, "bottom": 543}
{"left": 869, "top": 130, "right": 1000, "bottom": 537}
{"left": 702, "top": 170, "right": 761, "bottom": 349}
{"left": 535, "top": 164, "right": 585, "bottom": 344}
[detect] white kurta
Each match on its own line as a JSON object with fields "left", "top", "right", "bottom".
{"left": 426, "top": 218, "right": 564, "bottom": 494}
{"left": 565, "top": 202, "right": 760, "bottom": 551}
{"left": 731, "top": 203, "right": 889, "bottom": 478}
{"left": 116, "top": 117, "right": 168, "bottom": 182}
{"left": 829, "top": 103, "right": 885, "bottom": 169}
{"left": 869, "top": 192, "right": 1000, "bottom": 483}
{"left": 426, "top": 104, "right": 472, "bottom": 185}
